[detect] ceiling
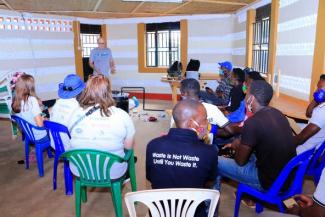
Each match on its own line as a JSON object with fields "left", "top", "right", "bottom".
{"left": 0, "top": 0, "right": 255, "bottom": 19}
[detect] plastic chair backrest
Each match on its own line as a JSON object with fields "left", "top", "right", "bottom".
{"left": 61, "top": 149, "right": 125, "bottom": 186}
{"left": 308, "top": 140, "right": 325, "bottom": 172}
{"left": 125, "top": 188, "right": 220, "bottom": 217}
{"left": 267, "top": 148, "right": 315, "bottom": 197}
{"left": 11, "top": 114, "right": 45, "bottom": 142}
{"left": 44, "top": 120, "right": 71, "bottom": 154}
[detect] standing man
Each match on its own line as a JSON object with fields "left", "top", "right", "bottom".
{"left": 89, "top": 37, "right": 116, "bottom": 78}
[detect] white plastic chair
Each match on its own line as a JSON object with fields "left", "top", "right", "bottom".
{"left": 124, "top": 188, "right": 220, "bottom": 217}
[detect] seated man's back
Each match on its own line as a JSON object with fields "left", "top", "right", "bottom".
{"left": 146, "top": 128, "right": 217, "bottom": 188}
{"left": 242, "top": 106, "right": 296, "bottom": 189}
{"left": 146, "top": 99, "right": 218, "bottom": 189}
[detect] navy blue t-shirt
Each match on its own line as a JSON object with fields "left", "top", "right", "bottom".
{"left": 146, "top": 128, "right": 218, "bottom": 189}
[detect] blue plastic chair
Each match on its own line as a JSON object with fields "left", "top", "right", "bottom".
{"left": 306, "top": 140, "right": 325, "bottom": 185}
{"left": 44, "top": 120, "right": 73, "bottom": 195}
{"left": 11, "top": 115, "right": 53, "bottom": 177}
{"left": 234, "top": 148, "right": 315, "bottom": 217}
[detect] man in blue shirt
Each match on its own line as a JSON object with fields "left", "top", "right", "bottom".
{"left": 89, "top": 37, "right": 116, "bottom": 78}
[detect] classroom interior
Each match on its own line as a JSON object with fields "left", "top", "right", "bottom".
{"left": 0, "top": 0, "right": 324, "bottom": 217}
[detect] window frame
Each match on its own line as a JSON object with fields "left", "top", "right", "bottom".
{"left": 137, "top": 20, "right": 188, "bottom": 73}
{"left": 252, "top": 4, "right": 271, "bottom": 74}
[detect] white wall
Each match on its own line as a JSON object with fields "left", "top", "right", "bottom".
{"left": 107, "top": 14, "right": 247, "bottom": 94}
{"left": 0, "top": 10, "right": 75, "bottom": 100}
{"left": 275, "top": 0, "right": 319, "bottom": 100}
{"left": 0, "top": 0, "right": 320, "bottom": 99}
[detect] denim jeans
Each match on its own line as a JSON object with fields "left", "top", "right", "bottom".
{"left": 199, "top": 90, "right": 228, "bottom": 106}
{"left": 214, "top": 155, "right": 263, "bottom": 191}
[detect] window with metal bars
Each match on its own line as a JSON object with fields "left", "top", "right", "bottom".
{"left": 146, "top": 22, "right": 180, "bottom": 67}
{"left": 80, "top": 33, "right": 101, "bottom": 57}
{"left": 252, "top": 4, "right": 271, "bottom": 74}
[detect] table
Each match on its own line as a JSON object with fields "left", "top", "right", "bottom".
{"left": 161, "top": 75, "right": 309, "bottom": 121}
{"left": 161, "top": 73, "right": 220, "bottom": 105}
{"left": 270, "top": 94, "right": 309, "bottom": 121}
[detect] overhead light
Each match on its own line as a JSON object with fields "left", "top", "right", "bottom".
{"left": 123, "top": 0, "right": 183, "bottom": 3}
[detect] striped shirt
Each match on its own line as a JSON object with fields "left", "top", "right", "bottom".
{"left": 216, "top": 75, "right": 232, "bottom": 102}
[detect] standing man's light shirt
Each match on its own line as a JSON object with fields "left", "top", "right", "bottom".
{"left": 89, "top": 37, "right": 116, "bottom": 78}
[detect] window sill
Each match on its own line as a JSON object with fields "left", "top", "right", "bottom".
{"left": 139, "top": 66, "right": 168, "bottom": 73}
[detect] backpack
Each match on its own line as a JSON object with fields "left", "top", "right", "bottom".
{"left": 167, "top": 61, "right": 182, "bottom": 79}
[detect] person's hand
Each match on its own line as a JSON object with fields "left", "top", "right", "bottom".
{"left": 222, "top": 143, "right": 232, "bottom": 149}
{"left": 294, "top": 194, "right": 313, "bottom": 208}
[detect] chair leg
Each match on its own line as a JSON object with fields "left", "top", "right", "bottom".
{"left": 47, "top": 148, "right": 54, "bottom": 158}
{"left": 234, "top": 190, "right": 242, "bottom": 217}
{"left": 75, "top": 179, "right": 81, "bottom": 217}
{"left": 24, "top": 140, "right": 30, "bottom": 169}
{"left": 129, "top": 158, "right": 137, "bottom": 192}
{"left": 53, "top": 155, "right": 59, "bottom": 190}
{"left": 278, "top": 202, "right": 285, "bottom": 213}
{"left": 255, "top": 202, "right": 264, "bottom": 213}
{"left": 35, "top": 146, "right": 44, "bottom": 177}
{"left": 81, "top": 186, "right": 87, "bottom": 203}
{"left": 111, "top": 182, "right": 123, "bottom": 217}
{"left": 64, "top": 160, "right": 73, "bottom": 195}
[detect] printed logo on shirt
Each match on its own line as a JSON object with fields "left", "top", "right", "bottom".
{"left": 152, "top": 152, "right": 199, "bottom": 168}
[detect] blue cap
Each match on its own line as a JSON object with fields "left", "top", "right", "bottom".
{"left": 218, "top": 61, "right": 233, "bottom": 72}
{"left": 58, "top": 74, "right": 85, "bottom": 99}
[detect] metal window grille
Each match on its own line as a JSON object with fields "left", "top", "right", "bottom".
{"left": 80, "top": 33, "right": 100, "bottom": 57}
{"left": 252, "top": 17, "right": 270, "bottom": 74}
{"left": 146, "top": 22, "right": 180, "bottom": 67}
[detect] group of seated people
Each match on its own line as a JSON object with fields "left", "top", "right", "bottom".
{"left": 147, "top": 62, "right": 325, "bottom": 217}
{"left": 12, "top": 73, "right": 135, "bottom": 179}
{"left": 11, "top": 62, "right": 325, "bottom": 217}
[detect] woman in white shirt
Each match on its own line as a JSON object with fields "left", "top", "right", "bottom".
{"left": 11, "top": 74, "right": 47, "bottom": 140}
{"left": 68, "top": 74, "right": 135, "bottom": 179}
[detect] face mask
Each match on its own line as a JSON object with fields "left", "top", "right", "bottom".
{"left": 218, "top": 69, "right": 224, "bottom": 75}
{"left": 242, "top": 84, "right": 247, "bottom": 94}
{"left": 246, "top": 96, "right": 254, "bottom": 113}
{"left": 191, "top": 119, "right": 208, "bottom": 139}
{"left": 313, "top": 89, "right": 325, "bottom": 104}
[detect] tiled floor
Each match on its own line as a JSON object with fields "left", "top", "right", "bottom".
{"left": 0, "top": 100, "right": 315, "bottom": 217}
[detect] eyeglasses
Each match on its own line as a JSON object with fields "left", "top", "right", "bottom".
{"left": 63, "top": 86, "right": 74, "bottom": 91}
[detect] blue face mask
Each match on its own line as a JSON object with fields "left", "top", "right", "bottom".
{"left": 219, "top": 69, "right": 224, "bottom": 75}
{"left": 314, "top": 89, "right": 325, "bottom": 104}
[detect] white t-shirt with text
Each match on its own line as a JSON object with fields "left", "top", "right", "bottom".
{"left": 170, "top": 102, "right": 229, "bottom": 128}
{"left": 50, "top": 98, "right": 80, "bottom": 150}
{"left": 68, "top": 106, "right": 135, "bottom": 179}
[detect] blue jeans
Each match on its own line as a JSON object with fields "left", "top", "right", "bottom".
{"left": 214, "top": 155, "right": 263, "bottom": 191}
{"left": 199, "top": 90, "right": 228, "bottom": 106}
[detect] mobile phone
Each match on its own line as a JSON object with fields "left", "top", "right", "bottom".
{"left": 283, "top": 197, "right": 298, "bottom": 209}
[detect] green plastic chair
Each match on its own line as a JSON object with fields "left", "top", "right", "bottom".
{"left": 60, "top": 149, "right": 137, "bottom": 217}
